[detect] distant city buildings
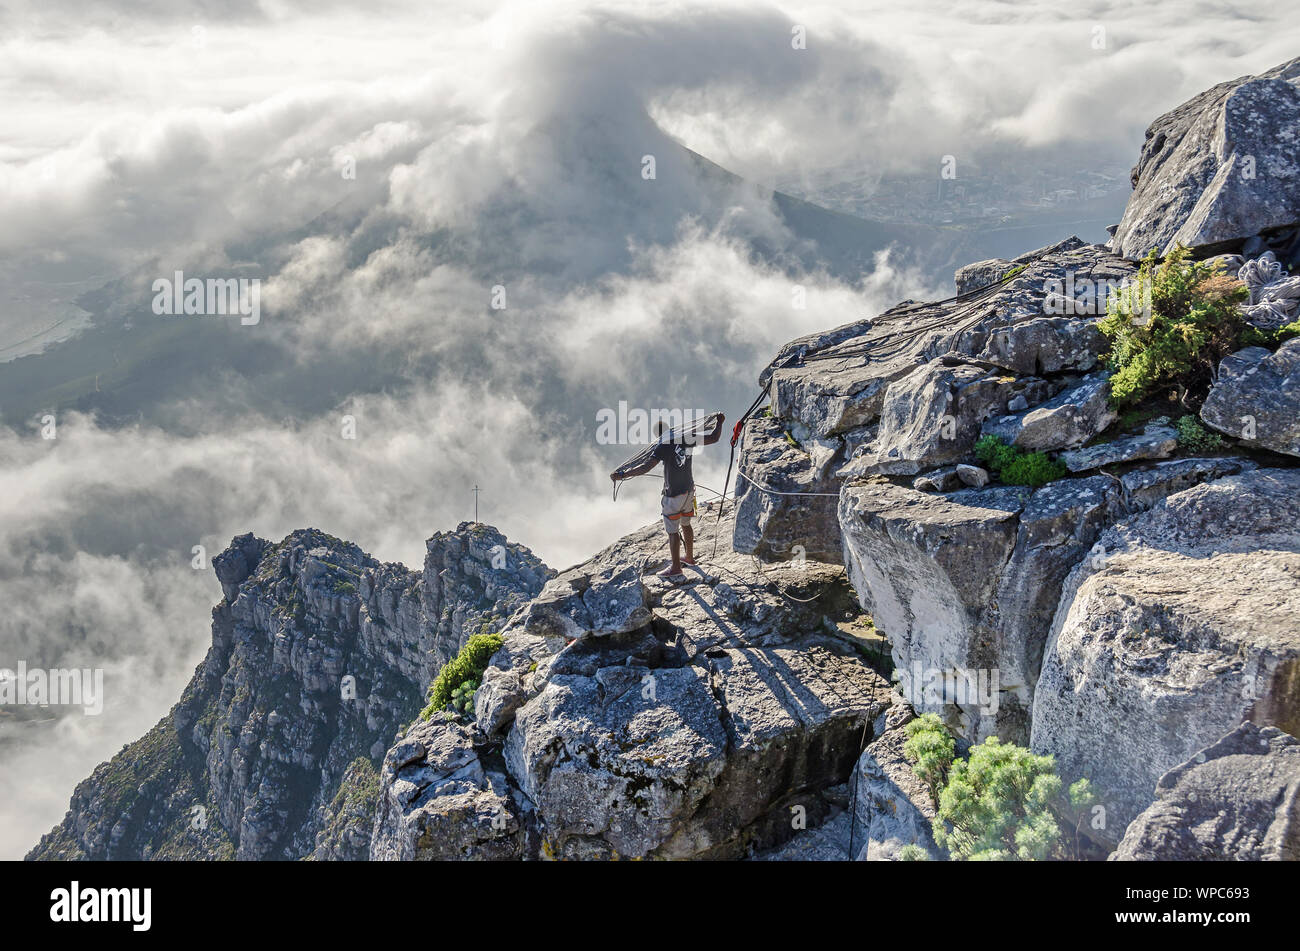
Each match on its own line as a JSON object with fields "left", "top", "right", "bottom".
{"left": 777, "top": 158, "right": 1131, "bottom": 227}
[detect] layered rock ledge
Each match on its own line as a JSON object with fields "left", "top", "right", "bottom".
{"left": 373, "top": 504, "right": 897, "bottom": 860}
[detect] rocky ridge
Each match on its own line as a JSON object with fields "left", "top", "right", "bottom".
{"left": 373, "top": 505, "right": 898, "bottom": 860}
{"left": 28, "top": 524, "right": 549, "bottom": 860}
{"left": 731, "top": 55, "right": 1300, "bottom": 857}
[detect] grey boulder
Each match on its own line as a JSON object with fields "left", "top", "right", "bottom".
{"left": 1031, "top": 469, "right": 1300, "bottom": 846}
{"left": 732, "top": 415, "right": 843, "bottom": 563}
{"left": 1201, "top": 340, "right": 1300, "bottom": 458}
{"left": 1059, "top": 421, "right": 1178, "bottom": 471}
{"left": 982, "top": 374, "right": 1117, "bottom": 452}
{"left": 1118, "top": 456, "right": 1255, "bottom": 510}
{"left": 1110, "top": 57, "right": 1300, "bottom": 258}
{"left": 912, "top": 467, "right": 962, "bottom": 493}
{"left": 866, "top": 360, "right": 1022, "bottom": 476}
{"left": 1112, "top": 722, "right": 1300, "bottom": 861}
{"left": 954, "top": 258, "right": 1016, "bottom": 295}
{"left": 370, "top": 719, "right": 524, "bottom": 861}
{"left": 521, "top": 564, "right": 651, "bottom": 643}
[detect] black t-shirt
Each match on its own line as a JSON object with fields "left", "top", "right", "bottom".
{"left": 652, "top": 440, "right": 694, "bottom": 497}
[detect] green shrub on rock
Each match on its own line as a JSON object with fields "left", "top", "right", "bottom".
{"left": 974, "top": 435, "right": 1067, "bottom": 488}
{"left": 933, "top": 736, "right": 1098, "bottom": 861}
{"left": 420, "top": 631, "right": 504, "bottom": 721}
{"left": 901, "top": 716, "right": 1101, "bottom": 861}
{"left": 999, "top": 451, "right": 1067, "bottom": 488}
{"left": 1098, "top": 245, "right": 1250, "bottom": 409}
{"left": 1174, "top": 415, "right": 1227, "bottom": 452}
{"left": 974, "top": 434, "right": 1017, "bottom": 473}
{"left": 902, "top": 713, "right": 955, "bottom": 800}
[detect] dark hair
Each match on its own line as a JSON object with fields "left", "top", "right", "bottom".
{"left": 655, "top": 420, "right": 667, "bottom": 437}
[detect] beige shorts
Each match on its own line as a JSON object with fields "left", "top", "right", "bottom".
{"left": 661, "top": 490, "right": 696, "bottom": 535}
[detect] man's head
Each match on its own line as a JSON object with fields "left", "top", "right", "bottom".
{"left": 655, "top": 420, "right": 668, "bottom": 440}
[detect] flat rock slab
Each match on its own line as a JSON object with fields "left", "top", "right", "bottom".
{"left": 1060, "top": 423, "right": 1178, "bottom": 471}
{"left": 1119, "top": 456, "right": 1255, "bottom": 509}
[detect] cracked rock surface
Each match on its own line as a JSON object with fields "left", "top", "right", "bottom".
{"left": 393, "top": 503, "right": 895, "bottom": 860}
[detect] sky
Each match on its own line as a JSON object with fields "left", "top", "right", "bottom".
{"left": 0, "top": 0, "right": 1296, "bottom": 858}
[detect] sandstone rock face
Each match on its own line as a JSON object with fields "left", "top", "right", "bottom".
{"left": 842, "top": 482, "right": 1014, "bottom": 741}
{"left": 763, "top": 240, "right": 1128, "bottom": 439}
{"left": 954, "top": 258, "right": 1016, "bottom": 295}
{"left": 732, "top": 415, "right": 843, "bottom": 563}
{"left": 369, "top": 718, "right": 525, "bottom": 861}
{"left": 738, "top": 240, "right": 1133, "bottom": 569}
{"left": 864, "top": 359, "right": 1027, "bottom": 476}
{"left": 312, "top": 758, "right": 382, "bottom": 861}
{"left": 381, "top": 506, "right": 897, "bottom": 860}
{"left": 420, "top": 524, "right": 552, "bottom": 669}
{"left": 759, "top": 315, "right": 877, "bottom": 391}
{"left": 1112, "top": 722, "right": 1300, "bottom": 861}
{"left": 212, "top": 532, "right": 268, "bottom": 603}
{"left": 983, "top": 374, "right": 1117, "bottom": 451}
{"left": 771, "top": 356, "right": 910, "bottom": 439}
{"left": 474, "top": 631, "right": 553, "bottom": 737}
{"left": 23, "top": 717, "right": 237, "bottom": 861}
{"left": 1031, "top": 469, "right": 1300, "bottom": 846}
{"left": 751, "top": 805, "right": 855, "bottom": 860}
{"left": 29, "top": 524, "right": 549, "bottom": 861}
{"left": 848, "top": 705, "right": 944, "bottom": 860}
{"left": 1201, "top": 340, "right": 1300, "bottom": 458}
{"left": 840, "top": 473, "right": 1174, "bottom": 745}
{"left": 1059, "top": 421, "right": 1178, "bottom": 472}
{"left": 1110, "top": 57, "right": 1300, "bottom": 259}
{"left": 505, "top": 631, "right": 887, "bottom": 859}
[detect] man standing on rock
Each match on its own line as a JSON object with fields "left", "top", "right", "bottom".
{"left": 611, "top": 412, "right": 724, "bottom": 578}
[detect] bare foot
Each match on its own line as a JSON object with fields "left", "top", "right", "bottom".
{"left": 658, "top": 564, "right": 684, "bottom": 578}
{"left": 681, "top": 556, "right": 697, "bottom": 566}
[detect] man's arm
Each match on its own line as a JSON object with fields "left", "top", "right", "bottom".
{"left": 702, "top": 411, "right": 726, "bottom": 446}
{"left": 611, "top": 450, "right": 661, "bottom": 482}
